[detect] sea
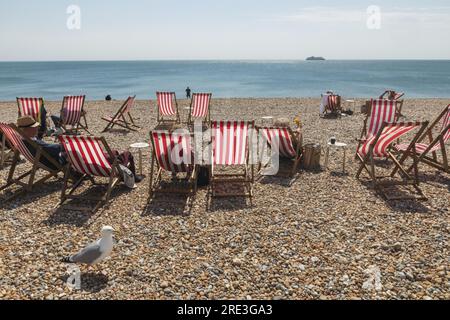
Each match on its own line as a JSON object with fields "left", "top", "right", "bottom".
{"left": 0, "top": 60, "right": 449, "bottom": 101}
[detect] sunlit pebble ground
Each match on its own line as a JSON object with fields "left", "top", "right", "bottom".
{"left": 0, "top": 98, "right": 448, "bottom": 300}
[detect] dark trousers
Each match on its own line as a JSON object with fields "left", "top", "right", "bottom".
{"left": 109, "top": 151, "right": 137, "bottom": 176}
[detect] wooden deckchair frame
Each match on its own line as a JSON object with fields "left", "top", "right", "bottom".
{"left": 156, "top": 92, "right": 181, "bottom": 125}
{"left": 397, "top": 105, "right": 450, "bottom": 173}
{"left": 0, "top": 133, "right": 14, "bottom": 168}
{"left": 148, "top": 131, "right": 198, "bottom": 201}
{"left": 356, "top": 121, "right": 429, "bottom": 200}
{"left": 60, "top": 95, "right": 90, "bottom": 135}
{"left": 59, "top": 136, "right": 122, "bottom": 212}
{"left": 256, "top": 126, "right": 303, "bottom": 177}
{"left": 210, "top": 121, "right": 255, "bottom": 201}
{"left": 0, "top": 124, "right": 63, "bottom": 200}
{"left": 187, "top": 93, "right": 212, "bottom": 126}
{"left": 101, "top": 96, "right": 140, "bottom": 132}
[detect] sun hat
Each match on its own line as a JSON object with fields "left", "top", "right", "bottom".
{"left": 17, "top": 116, "right": 39, "bottom": 128}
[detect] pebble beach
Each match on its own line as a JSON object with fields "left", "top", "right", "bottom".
{"left": 0, "top": 97, "right": 448, "bottom": 300}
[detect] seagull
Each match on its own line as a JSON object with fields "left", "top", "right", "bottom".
{"left": 62, "top": 226, "right": 114, "bottom": 266}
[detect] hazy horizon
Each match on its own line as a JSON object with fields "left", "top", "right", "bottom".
{"left": 1, "top": 1, "right": 450, "bottom": 61}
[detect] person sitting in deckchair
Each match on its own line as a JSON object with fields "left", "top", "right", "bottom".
{"left": 18, "top": 116, "right": 67, "bottom": 170}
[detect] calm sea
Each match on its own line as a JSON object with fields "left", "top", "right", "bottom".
{"left": 0, "top": 60, "right": 449, "bottom": 100}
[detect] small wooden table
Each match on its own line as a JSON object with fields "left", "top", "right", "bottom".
{"left": 324, "top": 142, "right": 348, "bottom": 173}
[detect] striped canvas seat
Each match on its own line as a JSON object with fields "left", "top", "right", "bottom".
{"left": 151, "top": 131, "right": 193, "bottom": 173}
{"left": 0, "top": 123, "right": 62, "bottom": 197}
{"left": 17, "top": 97, "right": 43, "bottom": 123}
{"left": 395, "top": 105, "right": 450, "bottom": 154}
{"left": 157, "top": 92, "right": 177, "bottom": 116}
{"left": 0, "top": 123, "right": 38, "bottom": 167}
{"left": 365, "top": 99, "right": 398, "bottom": 139}
{"left": 190, "top": 93, "right": 212, "bottom": 120}
{"left": 212, "top": 121, "right": 250, "bottom": 165}
{"left": 356, "top": 121, "right": 429, "bottom": 200}
{"left": 59, "top": 136, "right": 113, "bottom": 177}
{"left": 62, "top": 95, "right": 85, "bottom": 126}
{"left": 358, "top": 122, "right": 422, "bottom": 158}
{"left": 327, "top": 95, "right": 340, "bottom": 113}
{"left": 259, "top": 127, "right": 297, "bottom": 158}
{"left": 58, "top": 135, "right": 122, "bottom": 212}
{"left": 395, "top": 105, "right": 450, "bottom": 173}
{"left": 210, "top": 120, "right": 254, "bottom": 199}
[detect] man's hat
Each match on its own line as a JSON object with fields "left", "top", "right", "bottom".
{"left": 17, "top": 116, "right": 39, "bottom": 128}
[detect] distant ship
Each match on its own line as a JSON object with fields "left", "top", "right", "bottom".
{"left": 306, "top": 56, "right": 326, "bottom": 61}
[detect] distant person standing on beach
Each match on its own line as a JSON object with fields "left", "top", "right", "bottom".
{"left": 186, "top": 87, "right": 191, "bottom": 99}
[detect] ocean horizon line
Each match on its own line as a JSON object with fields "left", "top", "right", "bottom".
{"left": 1, "top": 58, "right": 450, "bottom": 63}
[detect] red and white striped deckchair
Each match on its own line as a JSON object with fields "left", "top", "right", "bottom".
{"left": 0, "top": 123, "right": 63, "bottom": 198}
{"left": 188, "top": 93, "right": 212, "bottom": 125}
{"left": 17, "top": 97, "right": 44, "bottom": 123}
{"left": 356, "top": 121, "right": 429, "bottom": 200}
{"left": 357, "top": 99, "right": 400, "bottom": 155}
{"left": 395, "top": 104, "right": 450, "bottom": 173}
{"left": 149, "top": 131, "right": 198, "bottom": 200}
{"left": 156, "top": 92, "right": 180, "bottom": 124}
{"left": 210, "top": 121, "right": 254, "bottom": 199}
{"left": 101, "top": 96, "right": 140, "bottom": 132}
{"left": 60, "top": 95, "right": 90, "bottom": 134}
{"left": 58, "top": 135, "right": 122, "bottom": 211}
{"left": 325, "top": 94, "right": 342, "bottom": 116}
{"left": 257, "top": 126, "right": 303, "bottom": 177}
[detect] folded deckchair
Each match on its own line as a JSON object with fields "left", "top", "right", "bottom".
{"left": 395, "top": 104, "right": 450, "bottom": 173}
{"left": 60, "top": 95, "right": 90, "bottom": 134}
{"left": 101, "top": 96, "right": 140, "bottom": 132}
{"left": 356, "top": 121, "right": 429, "bottom": 200}
{"left": 0, "top": 123, "right": 63, "bottom": 198}
{"left": 148, "top": 130, "right": 198, "bottom": 200}
{"left": 210, "top": 121, "right": 254, "bottom": 200}
{"left": 156, "top": 92, "right": 180, "bottom": 124}
{"left": 356, "top": 99, "right": 401, "bottom": 155}
{"left": 58, "top": 135, "right": 123, "bottom": 211}
{"left": 188, "top": 93, "right": 212, "bottom": 126}
{"left": 257, "top": 126, "right": 303, "bottom": 177}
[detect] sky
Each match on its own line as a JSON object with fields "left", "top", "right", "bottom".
{"left": 1, "top": 0, "right": 450, "bottom": 61}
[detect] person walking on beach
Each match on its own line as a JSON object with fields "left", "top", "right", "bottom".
{"left": 185, "top": 87, "right": 191, "bottom": 99}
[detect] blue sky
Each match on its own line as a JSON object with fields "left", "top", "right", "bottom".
{"left": 1, "top": 0, "right": 450, "bottom": 60}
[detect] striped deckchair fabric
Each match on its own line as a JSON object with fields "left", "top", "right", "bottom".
{"left": 258, "top": 126, "right": 303, "bottom": 177}
{"left": 356, "top": 121, "right": 429, "bottom": 201}
{"left": 61, "top": 95, "right": 89, "bottom": 134}
{"left": 101, "top": 96, "right": 140, "bottom": 132}
{"left": 189, "top": 93, "right": 212, "bottom": 124}
{"left": 17, "top": 97, "right": 43, "bottom": 123}
{"left": 357, "top": 99, "right": 400, "bottom": 156}
{"left": 212, "top": 121, "right": 251, "bottom": 166}
{"left": 327, "top": 95, "right": 341, "bottom": 113}
{"left": 156, "top": 92, "right": 180, "bottom": 124}
{"left": 210, "top": 120, "right": 254, "bottom": 200}
{"left": 148, "top": 131, "right": 198, "bottom": 200}
{"left": 59, "top": 136, "right": 112, "bottom": 177}
{"left": 0, "top": 123, "right": 62, "bottom": 197}
{"left": 58, "top": 135, "right": 122, "bottom": 212}
{"left": 395, "top": 104, "right": 450, "bottom": 173}
{"left": 151, "top": 131, "right": 193, "bottom": 173}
